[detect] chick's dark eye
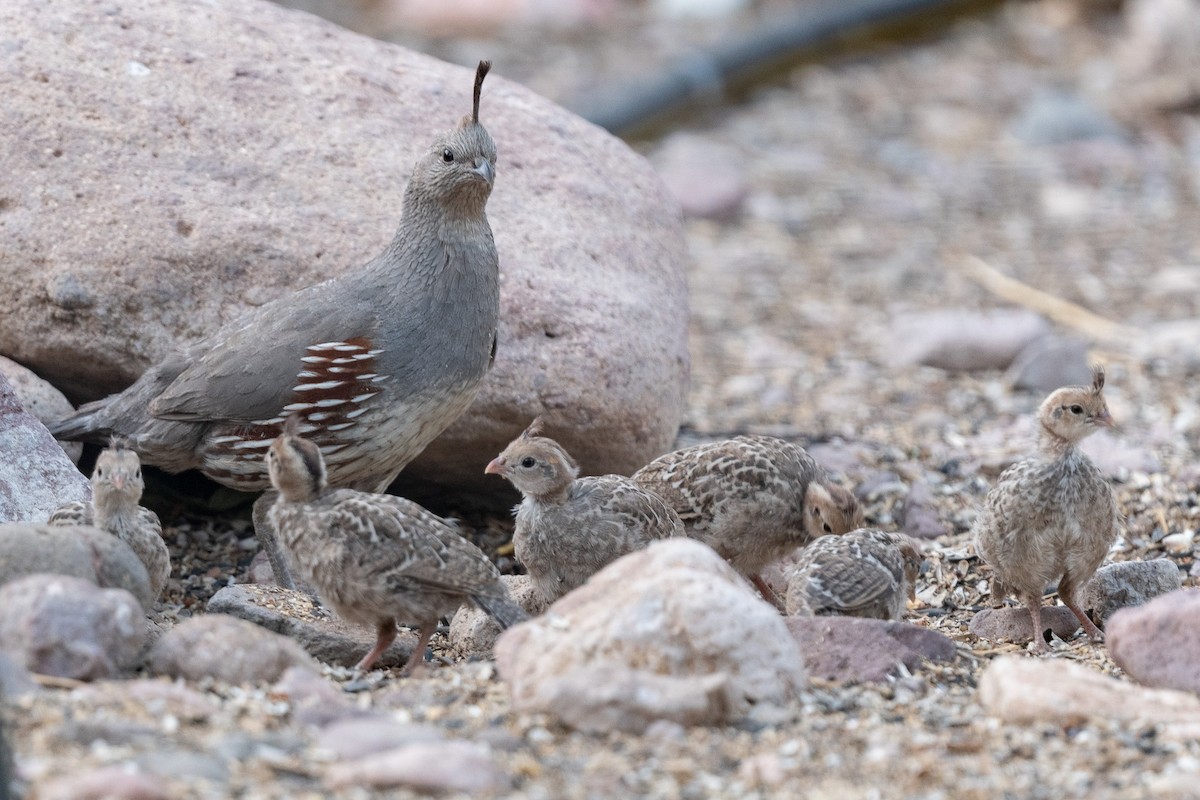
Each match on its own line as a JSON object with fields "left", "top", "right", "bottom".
{"left": 1069, "top": 404, "right": 1084, "bottom": 415}
{"left": 442, "top": 148, "right": 454, "bottom": 163}
{"left": 520, "top": 457, "right": 536, "bottom": 469}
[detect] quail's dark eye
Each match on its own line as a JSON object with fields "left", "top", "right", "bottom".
{"left": 1069, "top": 404, "right": 1084, "bottom": 415}
{"left": 823, "top": 523, "right": 833, "bottom": 533}
{"left": 442, "top": 148, "right": 454, "bottom": 163}
{"left": 96, "top": 468, "right": 104, "bottom": 477}
{"left": 135, "top": 468, "right": 141, "bottom": 479}
{"left": 520, "top": 457, "right": 536, "bottom": 469}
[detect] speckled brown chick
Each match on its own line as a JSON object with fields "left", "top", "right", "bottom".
{"left": 49, "top": 438, "right": 170, "bottom": 603}
{"left": 973, "top": 367, "right": 1120, "bottom": 654}
{"left": 485, "top": 418, "right": 683, "bottom": 604}
{"left": 785, "top": 529, "right": 923, "bottom": 620}
{"left": 631, "top": 435, "right": 863, "bottom": 607}
{"left": 266, "top": 417, "right": 527, "bottom": 674}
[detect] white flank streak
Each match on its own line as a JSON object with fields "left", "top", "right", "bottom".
{"left": 232, "top": 439, "right": 272, "bottom": 450}
{"left": 351, "top": 393, "right": 377, "bottom": 404}
{"left": 315, "top": 398, "right": 347, "bottom": 408}
{"left": 367, "top": 349, "right": 384, "bottom": 356}
{"left": 323, "top": 443, "right": 349, "bottom": 454}
{"left": 333, "top": 343, "right": 362, "bottom": 352}
{"left": 261, "top": 417, "right": 286, "bottom": 426}
{"left": 345, "top": 407, "right": 368, "bottom": 419}
{"left": 300, "top": 356, "right": 329, "bottom": 364}
{"left": 294, "top": 380, "right": 345, "bottom": 392}
{"left": 307, "top": 412, "right": 332, "bottom": 422}
{"left": 297, "top": 370, "right": 319, "bottom": 378}
{"left": 209, "top": 435, "right": 243, "bottom": 445}
{"left": 311, "top": 341, "right": 343, "bottom": 349}
{"left": 327, "top": 367, "right": 352, "bottom": 374}
{"left": 356, "top": 373, "right": 378, "bottom": 381}
{"left": 331, "top": 357, "right": 357, "bottom": 365}
{"left": 326, "top": 422, "right": 354, "bottom": 431}
{"left": 282, "top": 402, "right": 314, "bottom": 413}
{"left": 370, "top": 375, "right": 387, "bottom": 383}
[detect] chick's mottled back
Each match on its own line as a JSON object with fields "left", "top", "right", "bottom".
{"left": 631, "top": 435, "right": 862, "bottom": 604}
{"left": 49, "top": 438, "right": 170, "bottom": 602}
{"left": 485, "top": 418, "right": 682, "bottom": 603}
{"left": 786, "top": 529, "right": 922, "bottom": 620}
{"left": 973, "top": 367, "right": 1120, "bottom": 653}
{"left": 267, "top": 417, "right": 525, "bottom": 673}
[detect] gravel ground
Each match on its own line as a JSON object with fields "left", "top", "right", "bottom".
{"left": 7, "top": 1, "right": 1200, "bottom": 798}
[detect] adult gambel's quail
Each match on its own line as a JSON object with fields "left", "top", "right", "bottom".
{"left": 266, "top": 416, "right": 527, "bottom": 674}
{"left": 49, "top": 438, "right": 170, "bottom": 603}
{"left": 785, "top": 529, "right": 922, "bottom": 620}
{"left": 973, "top": 367, "right": 1120, "bottom": 653}
{"left": 485, "top": 418, "right": 683, "bottom": 604}
{"left": 631, "top": 435, "right": 862, "bottom": 607}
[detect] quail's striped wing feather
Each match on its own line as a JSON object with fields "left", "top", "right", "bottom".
{"left": 138, "top": 506, "right": 164, "bottom": 539}
{"left": 325, "top": 492, "right": 500, "bottom": 598}
{"left": 47, "top": 501, "right": 93, "bottom": 527}
{"left": 634, "top": 436, "right": 817, "bottom": 528}
{"left": 571, "top": 476, "right": 683, "bottom": 542}
{"left": 149, "top": 282, "right": 381, "bottom": 423}
{"left": 796, "top": 531, "right": 903, "bottom": 614}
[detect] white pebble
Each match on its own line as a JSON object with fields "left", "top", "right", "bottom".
{"left": 1163, "top": 530, "right": 1195, "bottom": 555}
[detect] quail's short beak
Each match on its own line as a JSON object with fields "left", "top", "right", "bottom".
{"left": 484, "top": 457, "right": 505, "bottom": 476}
{"left": 1094, "top": 409, "right": 1115, "bottom": 428}
{"left": 473, "top": 157, "right": 494, "bottom": 184}
{"left": 111, "top": 474, "right": 126, "bottom": 490}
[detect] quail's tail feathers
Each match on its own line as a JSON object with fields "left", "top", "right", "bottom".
{"left": 473, "top": 593, "right": 529, "bottom": 630}
{"left": 48, "top": 401, "right": 115, "bottom": 444}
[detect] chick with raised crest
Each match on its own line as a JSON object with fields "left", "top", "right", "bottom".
{"left": 973, "top": 367, "right": 1120, "bottom": 653}
{"left": 51, "top": 62, "right": 501, "bottom": 591}
{"left": 785, "top": 529, "right": 922, "bottom": 620}
{"left": 266, "top": 417, "right": 527, "bottom": 674}
{"left": 485, "top": 418, "right": 683, "bottom": 604}
{"left": 631, "top": 435, "right": 862, "bottom": 608}
{"left": 49, "top": 438, "right": 170, "bottom": 603}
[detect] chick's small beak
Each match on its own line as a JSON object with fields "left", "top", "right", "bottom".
{"left": 473, "top": 157, "right": 494, "bottom": 184}
{"left": 484, "top": 457, "right": 505, "bottom": 476}
{"left": 1094, "top": 409, "right": 1115, "bottom": 428}
{"left": 111, "top": 474, "right": 126, "bottom": 490}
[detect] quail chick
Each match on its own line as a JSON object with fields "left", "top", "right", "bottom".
{"left": 973, "top": 367, "right": 1120, "bottom": 653}
{"left": 484, "top": 418, "right": 683, "bottom": 604}
{"left": 632, "top": 435, "right": 862, "bottom": 607}
{"left": 49, "top": 438, "right": 170, "bottom": 603}
{"left": 266, "top": 417, "right": 527, "bottom": 674}
{"left": 51, "top": 62, "right": 500, "bottom": 591}
{"left": 785, "top": 529, "right": 922, "bottom": 620}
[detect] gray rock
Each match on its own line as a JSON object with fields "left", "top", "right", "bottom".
{"left": 888, "top": 309, "right": 1051, "bottom": 372}
{"left": 1107, "top": 589, "right": 1200, "bottom": 695}
{"left": 1009, "top": 89, "right": 1127, "bottom": 145}
{"left": 0, "top": 522, "right": 154, "bottom": 611}
{"left": 0, "top": 356, "right": 80, "bottom": 464}
{"left": 0, "top": 652, "right": 38, "bottom": 699}
{"left": 35, "top": 765, "right": 170, "bottom": 800}
{"left": 1006, "top": 335, "right": 1093, "bottom": 393}
{"left": 147, "top": 613, "right": 317, "bottom": 684}
{"left": 495, "top": 539, "right": 805, "bottom": 734}
{"left": 207, "top": 583, "right": 413, "bottom": 669}
{"left": 272, "top": 666, "right": 358, "bottom": 729}
{"left": 0, "top": 0, "right": 688, "bottom": 495}
{"left": 654, "top": 134, "right": 747, "bottom": 220}
{"left": 449, "top": 574, "right": 545, "bottom": 658}
{"left": 0, "top": 373, "right": 89, "bottom": 524}
{"left": 900, "top": 480, "right": 949, "bottom": 539}
{"left": 0, "top": 573, "right": 144, "bottom": 680}
{"left": 1082, "top": 559, "right": 1182, "bottom": 626}
{"left": 325, "top": 740, "right": 506, "bottom": 794}
{"left": 315, "top": 718, "right": 445, "bottom": 761}
{"left": 968, "top": 605, "right": 1081, "bottom": 646}
{"left": 785, "top": 617, "right": 956, "bottom": 683}
{"left": 134, "top": 750, "right": 229, "bottom": 784}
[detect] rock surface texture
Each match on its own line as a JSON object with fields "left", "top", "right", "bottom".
{"left": 0, "top": 356, "right": 81, "bottom": 463}
{"left": 147, "top": 613, "right": 319, "bottom": 684}
{"left": 1106, "top": 589, "right": 1200, "bottom": 695}
{"left": 785, "top": 617, "right": 956, "bottom": 683}
{"left": 495, "top": 539, "right": 806, "bottom": 734}
{"left": 0, "top": 0, "right": 689, "bottom": 493}
{"left": 1082, "top": 558, "right": 1183, "bottom": 626}
{"left": 0, "top": 373, "right": 90, "bottom": 523}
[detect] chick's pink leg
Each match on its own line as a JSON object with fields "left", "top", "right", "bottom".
{"left": 355, "top": 618, "right": 398, "bottom": 672}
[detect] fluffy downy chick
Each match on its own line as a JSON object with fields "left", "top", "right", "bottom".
{"left": 49, "top": 438, "right": 170, "bottom": 603}
{"left": 786, "top": 529, "right": 922, "bottom": 620}
{"left": 973, "top": 367, "right": 1120, "bottom": 653}
{"left": 631, "top": 435, "right": 863, "bottom": 607}
{"left": 266, "top": 417, "right": 526, "bottom": 674}
{"left": 485, "top": 418, "right": 683, "bottom": 604}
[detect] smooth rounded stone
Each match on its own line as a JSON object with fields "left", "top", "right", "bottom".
{"left": 272, "top": 666, "right": 358, "bottom": 729}
{"left": 36, "top": 765, "right": 170, "bottom": 800}
{"left": 134, "top": 749, "right": 229, "bottom": 784}
{"left": 1135, "top": 319, "right": 1200, "bottom": 369}
{"left": 207, "top": 583, "right": 414, "bottom": 669}
{"left": 147, "top": 613, "right": 317, "bottom": 684}
{"left": 1163, "top": 530, "right": 1195, "bottom": 555}
{"left": 0, "top": 522, "right": 154, "bottom": 611}
{"left": 315, "top": 717, "right": 445, "bottom": 761}
{"left": 0, "top": 651, "right": 39, "bottom": 698}
{"left": 900, "top": 480, "right": 949, "bottom": 540}
{"left": 1107, "top": 589, "right": 1200, "bottom": 695}
{"left": 887, "top": 309, "right": 1051, "bottom": 372}
{"left": 1006, "top": 335, "right": 1093, "bottom": 393}
{"left": 0, "top": 573, "right": 144, "bottom": 681}
{"left": 1082, "top": 559, "right": 1182, "bottom": 626}
{"left": 495, "top": 539, "right": 806, "bottom": 734}
{"left": 784, "top": 617, "right": 956, "bottom": 683}
{"left": 0, "top": 0, "right": 689, "bottom": 496}
{"left": 0, "top": 355, "right": 80, "bottom": 464}
{"left": 0, "top": 373, "right": 89, "bottom": 524}
{"left": 653, "top": 133, "right": 748, "bottom": 220}
{"left": 449, "top": 574, "right": 545, "bottom": 658}
{"left": 968, "top": 605, "right": 1081, "bottom": 647}
{"left": 1008, "top": 89, "right": 1127, "bottom": 145}
{"left": 325, "top": 740, "right": 506, "bottom": 794}
{"left": 979, "top": 656, "right": 1200, "bottom": 728}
